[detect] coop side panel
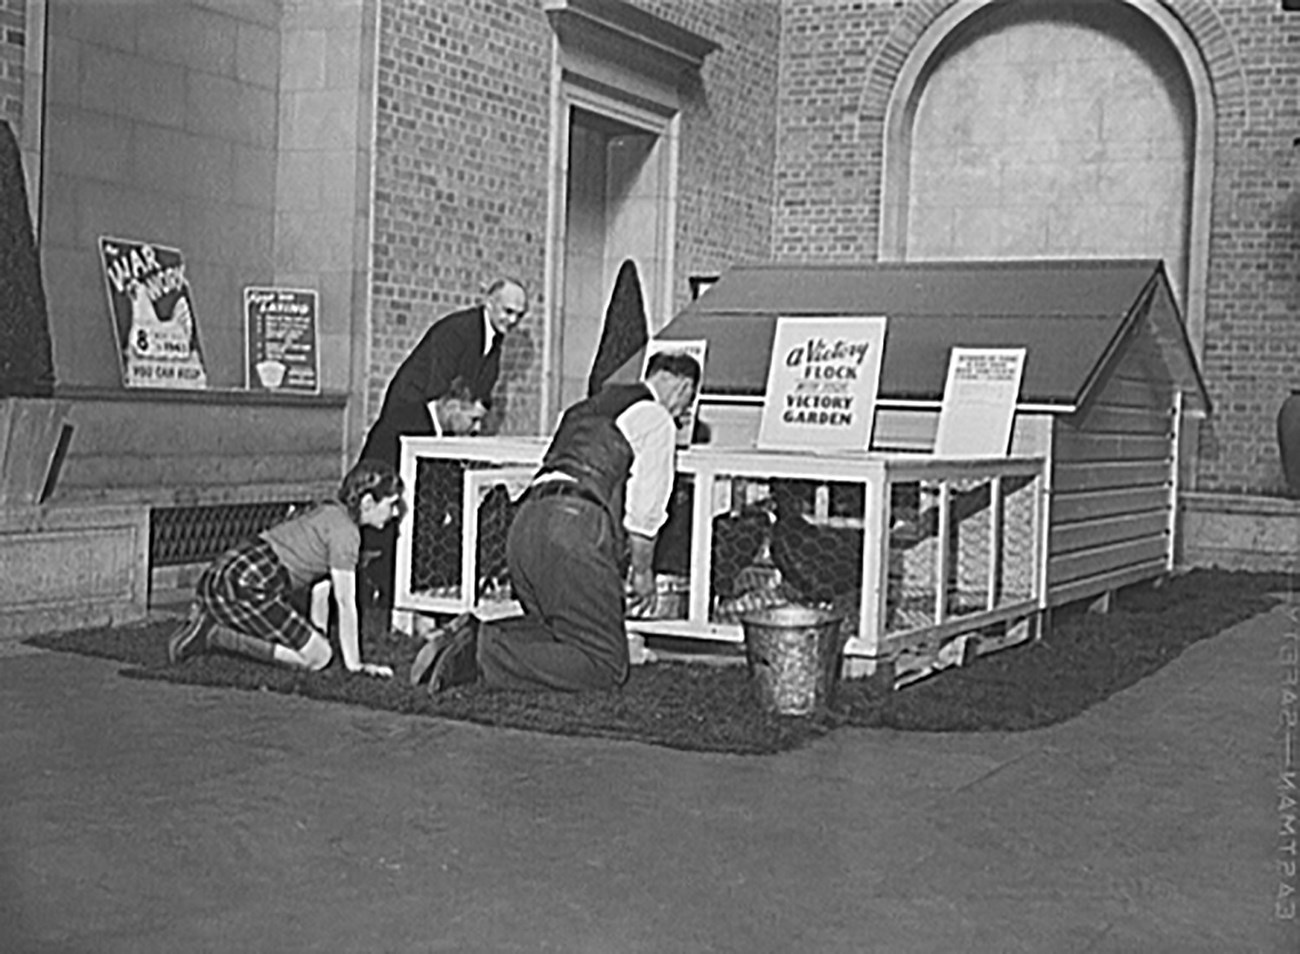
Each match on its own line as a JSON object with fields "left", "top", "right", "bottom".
{"left": 1046, "top": 357, "right": 1176, "bottom": 607}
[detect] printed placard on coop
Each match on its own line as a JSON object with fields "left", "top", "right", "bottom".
{"left": 244, "top": 287, "right": 320, "bottom": 393}
{"left": 757, "top": 316, "right": 887, "bottom": 453}
{"left": 641, "top": 338, "right": 707, "bottom": 446}
{"left": 933, "top": 347, "right": 1026, "bottom": 458}
{"left": 99, "top": 237, "right": 208, "bottom": 390}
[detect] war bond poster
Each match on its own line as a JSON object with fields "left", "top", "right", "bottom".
{"left": 99, "top": 237, "right": 207, "bottom": 390}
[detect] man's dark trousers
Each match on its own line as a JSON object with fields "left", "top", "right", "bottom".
{"left": 477, "top": 493, "right": 629, "bottom": 691}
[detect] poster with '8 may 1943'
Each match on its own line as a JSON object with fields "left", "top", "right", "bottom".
{"left": 99, "top": 237, "right": 208, "bottom": 390}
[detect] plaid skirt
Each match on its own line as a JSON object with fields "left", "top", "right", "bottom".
{"left": 197, "top": 539, "right": 320, "bottom": 650}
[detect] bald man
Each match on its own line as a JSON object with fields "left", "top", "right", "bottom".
{"left": 359, "top": 278, "right": 527, "bottom": 606}
{"left": 360, "top": 278, "right": 527, "bottom": 469}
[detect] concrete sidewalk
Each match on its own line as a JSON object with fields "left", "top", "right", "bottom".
{"left": 2, "top": 604, "right": 1298, "bottom": 954}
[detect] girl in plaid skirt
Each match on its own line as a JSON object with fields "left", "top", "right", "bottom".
{"left": 167, "top": 460, "right": 406, "bottom": 678}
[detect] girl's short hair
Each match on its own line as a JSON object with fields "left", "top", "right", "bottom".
{"left": 339, "top": 459, "right": 405, "bottom": 523}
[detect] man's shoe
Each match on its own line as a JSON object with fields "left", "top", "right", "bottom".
{"left": 428, "top": 624, "right": 480, "bottom": 693}
{"left": 167, "top": 605, "right": 212, "bottom": 664}
{"left": 408, "top": 612, "right": 477, "bottom": 686}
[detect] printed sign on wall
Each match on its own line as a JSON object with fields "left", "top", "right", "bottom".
{"left": 933, "top": 347, "right": 1026, "bottom": 458}
{"left": 244, "top": 287, "right": 320, "bottom": 393}
{"left": 757, "top": 316, "right": 887, "bottom": 453}
{"left": 99, "top": 237, "right": 208, "bottom": 389}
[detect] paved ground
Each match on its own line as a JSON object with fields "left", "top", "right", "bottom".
{"left": 2, "top": 603, "right": 1299, "bottom": 954}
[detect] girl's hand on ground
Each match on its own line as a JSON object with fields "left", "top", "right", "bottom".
{"left": 352, "top": 662, "right": 393, "bottom": 678}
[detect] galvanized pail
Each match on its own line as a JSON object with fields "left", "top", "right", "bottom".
{"left": 739, "top": 605, "right": 846, "bottom": 716}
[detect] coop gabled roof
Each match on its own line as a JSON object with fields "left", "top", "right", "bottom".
{"left": 647, "top": 259, "right": 1209, "bottom": 415}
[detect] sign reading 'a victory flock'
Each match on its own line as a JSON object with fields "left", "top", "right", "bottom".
{"left": 758, "top": 316, "right": 887, "bottom": 452}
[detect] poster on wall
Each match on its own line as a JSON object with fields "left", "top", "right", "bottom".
{"left": 757, "top": 316, "right": 888, "bottom": 453}
{"left": 99, "top": 237, "right": 208, "bottom": 389}
{"left": 641, "top": 337, "right": 707, "bottom": 447}
{"left": 244, "top": 286, "right": 320, "bottom": 394}
{"left": 933, "top": 347, "right": 1026, "bottom": 458}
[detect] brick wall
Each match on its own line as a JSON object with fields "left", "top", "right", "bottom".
{"left": 1196, "top": 1, "right": 1300, "bottom": 494}
{"left": 773, "top": 0, "right": 1300, "bottom": 496}
{"left": 39, "top": 0, "right": 284, "bottom": 389}
{"left": 773, "top": 0, "right": 905, "bottom": 260}
{"left": 641, "top": 0, "right": 782, "bottom": 308}
{"left": 370, "top": 0, "right": 554, "bottom": 437}
{"left": 369, "top": 0, "right": 781, "bottom": 436}
{"left": 1, "top": 0, "right": 24, "bottom": 132}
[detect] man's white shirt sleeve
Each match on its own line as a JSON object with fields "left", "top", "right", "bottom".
{"left": 616, "top": 400, "right": 676, "bottom": 538}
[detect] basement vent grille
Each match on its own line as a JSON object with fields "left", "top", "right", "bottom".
{"left": 150, "top": 501, "right": 314, "bottom": 567}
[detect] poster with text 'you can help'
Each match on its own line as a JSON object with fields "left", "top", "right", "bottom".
{"left": 99, "top": 237, "right": 208, "bottom": 390}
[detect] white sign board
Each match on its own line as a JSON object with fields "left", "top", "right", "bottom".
{"left": 244, "top": 286, "right": 320, "bottom": 393}
{"left": 757, "top": 316, "right": 887, "bottom": 453}
{"left": 642, "top": 338, "right": 707, "bottom": 447}
{"left": 933, "top": 347, "right": 1026, "bottom": 458}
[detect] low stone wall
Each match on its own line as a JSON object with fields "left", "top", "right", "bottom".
{"left": 0, "top": 502, "right": 150, "bottom": 640}
{"left": 1179, "top": 491, "right": 1300, "bottom": 573}
{"left": 49, "top": 386, "right": 347, "bottom": 500}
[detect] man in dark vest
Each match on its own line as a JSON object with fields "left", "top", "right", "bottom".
{"left": 410, "top": 350, "right": 701, "bottom": 693}
{"left": 358, "top": 278, "right": 527, "bottom": 607}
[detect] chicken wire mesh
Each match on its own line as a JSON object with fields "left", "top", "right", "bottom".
{"left": 405, "top": 460, "right": 1039, "bottom": 642}
{"left": 656, "top": 472, "right": 1038, "bottom": 637}
{"left": 652, "top": 476, "right": 871, "bottom": 623}
{"left": 409, "top": 459, "right": 519, "bottom": 600}
{"left": 887, "top": 474, "right": 1038, "bottom": 633}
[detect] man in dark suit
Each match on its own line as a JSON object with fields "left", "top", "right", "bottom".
{"left": 359, "top": 278, "right": 528, "bottom": 469}
{"left": 359, "top": 278, "right": 528, "bottom": 607}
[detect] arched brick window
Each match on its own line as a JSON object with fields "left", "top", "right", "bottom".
{"left": 876, "top": 0, "right": 1222, "bottom": 356}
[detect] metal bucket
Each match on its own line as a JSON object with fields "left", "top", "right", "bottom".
{"left": 739, "top": 605, "right": 846, "bottom": 716}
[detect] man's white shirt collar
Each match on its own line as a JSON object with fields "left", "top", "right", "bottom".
{"left": 482, "top": 307, "right": 497, "bottom": 356}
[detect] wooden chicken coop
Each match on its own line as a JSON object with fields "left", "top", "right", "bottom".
{"left": 394, "top": 259, "right": 1210, "bottom": 683}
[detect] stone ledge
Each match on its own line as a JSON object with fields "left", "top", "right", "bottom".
{"left": 1179, "top": 491, "right": 1300, "bottom": 572}
{"left": 0, "top": 502, "right": 151, "bottom": 640}
{"left": 54, "top": 384, "right": 349, "bottom": 408}
{"left": 55, "top": 480, "right": 337, "bottom": 510}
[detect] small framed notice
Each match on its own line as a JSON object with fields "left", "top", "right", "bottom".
{"left": 642, "top": 337, "right": 708, "bottom": 447}
{"left": 757, "top": 316, "right": 887, "bottom": 453}
{"left": 933, "top": 347, "right": 1026, "bottom": 458}
{"left": 244, "top": 286, "right": 320, "bottom": 394}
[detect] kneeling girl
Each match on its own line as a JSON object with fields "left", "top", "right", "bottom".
{"left": 168, "top": 460, "right": 404, "bottom": 678}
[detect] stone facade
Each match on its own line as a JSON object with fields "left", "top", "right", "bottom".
{"left": 3, "top": 0, "right": 1297, "bottom": 535}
